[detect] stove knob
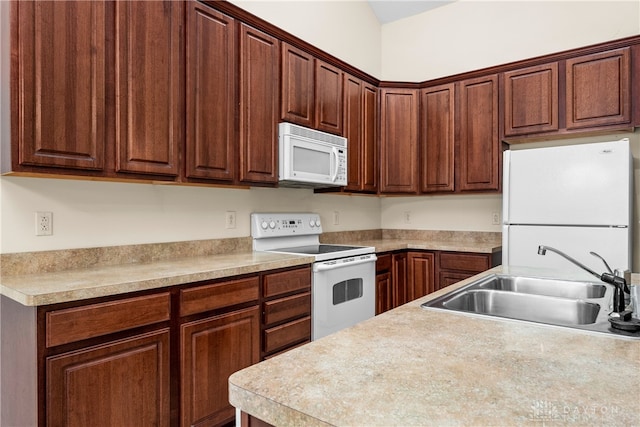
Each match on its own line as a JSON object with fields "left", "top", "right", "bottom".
{"left": 315, "top": 219, "right": 321, "bottom": 228}
{"left": 309, "top": 219, "right": 316, "bottom": 227}
{"left": 269, "top": 221, "right": 276, "bottom": 229}
{"left": 261, "top": 221, "right": 268, "bottom": 230}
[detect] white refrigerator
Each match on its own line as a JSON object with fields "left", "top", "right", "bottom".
{"left": 502, "top": 138, "right": 633, "bottom": 279}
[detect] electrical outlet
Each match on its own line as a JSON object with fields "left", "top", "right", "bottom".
{"left": 36, "top": 211, "right": 53, "bottom": 236}
{"left": 492, "top": 212, "right": 500, "bottom": 225}
{"left": 333, "top": 211, "right": 340, "bottom": 225}
{"left": 225, "top": 211, "right": 236, "bottom": 229}
{"left": 403, "top": 211, "right": 411, "bottom": 224}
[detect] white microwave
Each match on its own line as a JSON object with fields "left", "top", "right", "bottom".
{"left": 278, "top": 122, "right": 347, "bottom": 188}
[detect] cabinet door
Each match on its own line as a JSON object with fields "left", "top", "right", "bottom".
{"left": 315, "top": 60, "right": 343, "bottom": 134}
{"left": 503, "top": 63, "right": 559, "bottom": 136}
{"left": 343, "top": 75, "right": 364, "bottom": 191}
{"left": 375, "top": 272, "right": 393, "bottom": 315}
{"left": 420, "top": 83, "right": 455, "bottom": 193}
{"left": 380, "top": 89, "right": 419, "bottom": 194}
{"left": 439, "top": 271, "right": 473, "bottom": 290}
{"left": 392, "top": 252, "right": 408, "bottom": 308}
{"left": 343, "top": 76, "right": 377, "bottom": 192}
{"left": 239, "top": 23, "right": 280, "bottom": 185}
{"left": 362, "top": 83, "right": 379, "bottom": 192}
{"left": 458, "top": 75, "right": 500, "bottom": 192}
{"left": 115, "top": 1, "right": 183, "bottom": 176}
{"left": 181, "top": 306, "right": 260, "bottom": 427}
{"left": 407, "top": 252, "right": 436, "bottom": 300}
{"left": 566, "top": 47, "right": 631, "bottom": 129}
{"left": 47, "top": 330, "right": 170, "bottom": 427}
{"left": 281, "top": 43, "right": 314, "bottom": 127}
{"left": 185, "top": 2, "right": 236, "bottom": 181}
{"left": 14, "top": 1, "right": 107, "bottom": 170}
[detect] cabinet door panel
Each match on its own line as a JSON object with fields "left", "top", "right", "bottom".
{"left": 375, "top": 272, "right": 392, "bottom": 315}
{"left": 315, "top": 60, "right": 343, "bottom": 134}
{"left": 116, "top": 1, "right": 182, "bottom": 176}
{"left": 281, "top": 43, "right": 314, "bottom": 127}
{"left": 343, "top": 75, "right": 363, "bottom": 191}
{"left": 408, "top": 252, "right": 436, "bottom": 300}
{"left": 566, "top": 47, "right": 631, "bottom": 129}
{"left": 47, "top": 330, "right": 170, "bottom": 427}
{"left": 504, "top": 63, "right": 559, "bottom": 136}
{"left": 181, "top": 307, "right": 260, "bottom": 427}
{"left": 380, "top": 89, "right": 419, "bottom": 193}
{"left": 15, "top": 1, "right": 106, "bottom": 170}
{"left": 392, "top": 252, "right": 408, "bottom": 308}
{"left": 458, "top": 75, "right": 499, "bottom": 192}
{"left": 186, "top": 3, "right": 236, "bottom": 180}
{"left": 420, "top": 83, "right": 455, "bottom": 193}
{"left": 239, "top": 23, "right": 280, "bottom": 184}
{"left": 362, "top": 83, "right": 379, "bottom": 192}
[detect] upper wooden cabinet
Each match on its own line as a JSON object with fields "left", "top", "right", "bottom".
{"left": 566, "top": 47, "right": 631, "bottom": 130}
{"left": 115, "top": 1, "right": 183, "bottom": 176}
{"left": 238, "top": 23, "right": 280, "bottom": 185}
{"left": 502, "top": 47, "right": 633, "bottom": 139}
{"left": 281, "top": 43, "right": 343, "bottom": 135}
{"left": 458, "top": 74, "right": 500, "bottom": 192}
{"left": 13, "top": 1, "right": 107, "bottom": 171}
{"left": 503, "top": 63, "right": 559, "bottom": 136}
{"left": 343, "top": 74, "right": 378, "bottom": 192}
{"left": 379, "top": 88, "right": 420, "bottom": 194}
{"left": 420, "top": 83, "right": 455, "bottom": 193}
{"left": 185, "top": 2, "right": 236, "bottom": 181}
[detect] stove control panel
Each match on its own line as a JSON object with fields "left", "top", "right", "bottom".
{"left": 251, "top": 213, "right": 322, "bottom": 238}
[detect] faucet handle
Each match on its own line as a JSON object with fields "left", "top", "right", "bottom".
{"left": 589, "top": 251, "right": 613, "bottom": 274}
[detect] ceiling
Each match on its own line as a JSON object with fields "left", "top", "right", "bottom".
{"left": 367, "top": 0, "right": 457, "bottom": 24}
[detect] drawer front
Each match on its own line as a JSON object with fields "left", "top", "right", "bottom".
{"left": 263, "top": 267, "right": 311, "bottom": 298}
{"left": 46, "top": 293, "right": 171, "bottom": 348}
{"left": 439, "top": 252, "right": 490, "bottom": 273}
{"left": 180, "top": 276, "right": 260, "bottom": 317}
{"left": 376, "top": 253, "right": 392, "bottom": 273}
{"left": 264, "top": 292, "right": 311, "bottom": 327}
{"left": 264, "top": 316, "right": 311, "bottom": 354}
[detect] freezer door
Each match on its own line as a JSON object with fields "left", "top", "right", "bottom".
{"left": 503, "top": 225, "right": 631, "bottom": 279}
{"left": 503, "top": 139, "right": 631, "bottom": 226}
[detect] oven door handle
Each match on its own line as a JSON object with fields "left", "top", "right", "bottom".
{"left": 313, "top": 255, "right": 377, "bottom": 272}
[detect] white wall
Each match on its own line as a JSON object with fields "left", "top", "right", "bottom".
{"left": 0, "top": 178, "right": 380, "bottom": 253}
{"left": 229, "top": 0, "right": 382, "bottom": 78}
{"left": 381, "top": 0, "right": 640, "bottom": 81}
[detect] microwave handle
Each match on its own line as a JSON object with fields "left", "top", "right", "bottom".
{"left": 331, "top": 148, "right": 339, "bottom": 182}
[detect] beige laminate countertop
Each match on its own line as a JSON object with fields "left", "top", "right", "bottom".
{"left": 229, "top": 267, "right": 640, "bottom": 427}
{"left": 0, "top": 237, "right": 501, "bottom": 307}
{"left": 0, "top": 251, "right": 314, "bottom": 306}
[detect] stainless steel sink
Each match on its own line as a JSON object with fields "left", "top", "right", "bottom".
{"left": 476, "top": 275, "right": 606, "bottom": 299}
{"left": 443, "top": 289, "right": 600, "bottom": 325}
{"left": 421, "top": 273, "right": 640, "bottom": 339}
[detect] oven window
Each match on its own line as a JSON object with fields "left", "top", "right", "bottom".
{"left": 293, "top": 146, "right": 330, "bottom": 175}
{"left": 333, "top": 278, "right": 363, "bottom": 305}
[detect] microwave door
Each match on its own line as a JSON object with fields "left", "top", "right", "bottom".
{"left": 283, "top": 137, "right": 334, "bottom": 185}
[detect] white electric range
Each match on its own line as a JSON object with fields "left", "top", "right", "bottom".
{"left": 251, "top": 213, "right": 377, "bottom": 340}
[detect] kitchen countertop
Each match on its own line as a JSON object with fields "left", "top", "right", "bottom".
{"left": 228, "top": 267, "right": 640, "bottom": 427}
{"left": 0, "top": 251, "right": 314, "bottom": 306}
{"left": 0, "top": 235, "right": 501, "bottom": 307}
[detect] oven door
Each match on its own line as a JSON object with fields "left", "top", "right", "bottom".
{"left": 312, "top": 254, "right": 377, "bottom": 340}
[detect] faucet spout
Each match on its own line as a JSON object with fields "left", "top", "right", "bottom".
{"left": 538, "top": 245, "right": 627, "bottom": 313}
{"left": 536, "top": 245, "right": 601, "bottom": 280}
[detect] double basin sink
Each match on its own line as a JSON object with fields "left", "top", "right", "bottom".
{"left": 422, "top": 274, "right": 639, "bottom": 339}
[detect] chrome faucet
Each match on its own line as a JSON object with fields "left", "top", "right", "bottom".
{"left": 537, "top": 245, "right": 627, "bottom": 313}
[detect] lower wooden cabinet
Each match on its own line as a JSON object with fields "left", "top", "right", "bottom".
{"left": 10, "top": 265, "right": 312, "bottom": 427}
{"left": 180, "top": 306, "right": 260, "bottom": 427}
{"left": 46, "top": 329, "right": 171, "bottom": 427}
{"left": 375, "top": 250, "right": 502, "bottom": 312}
